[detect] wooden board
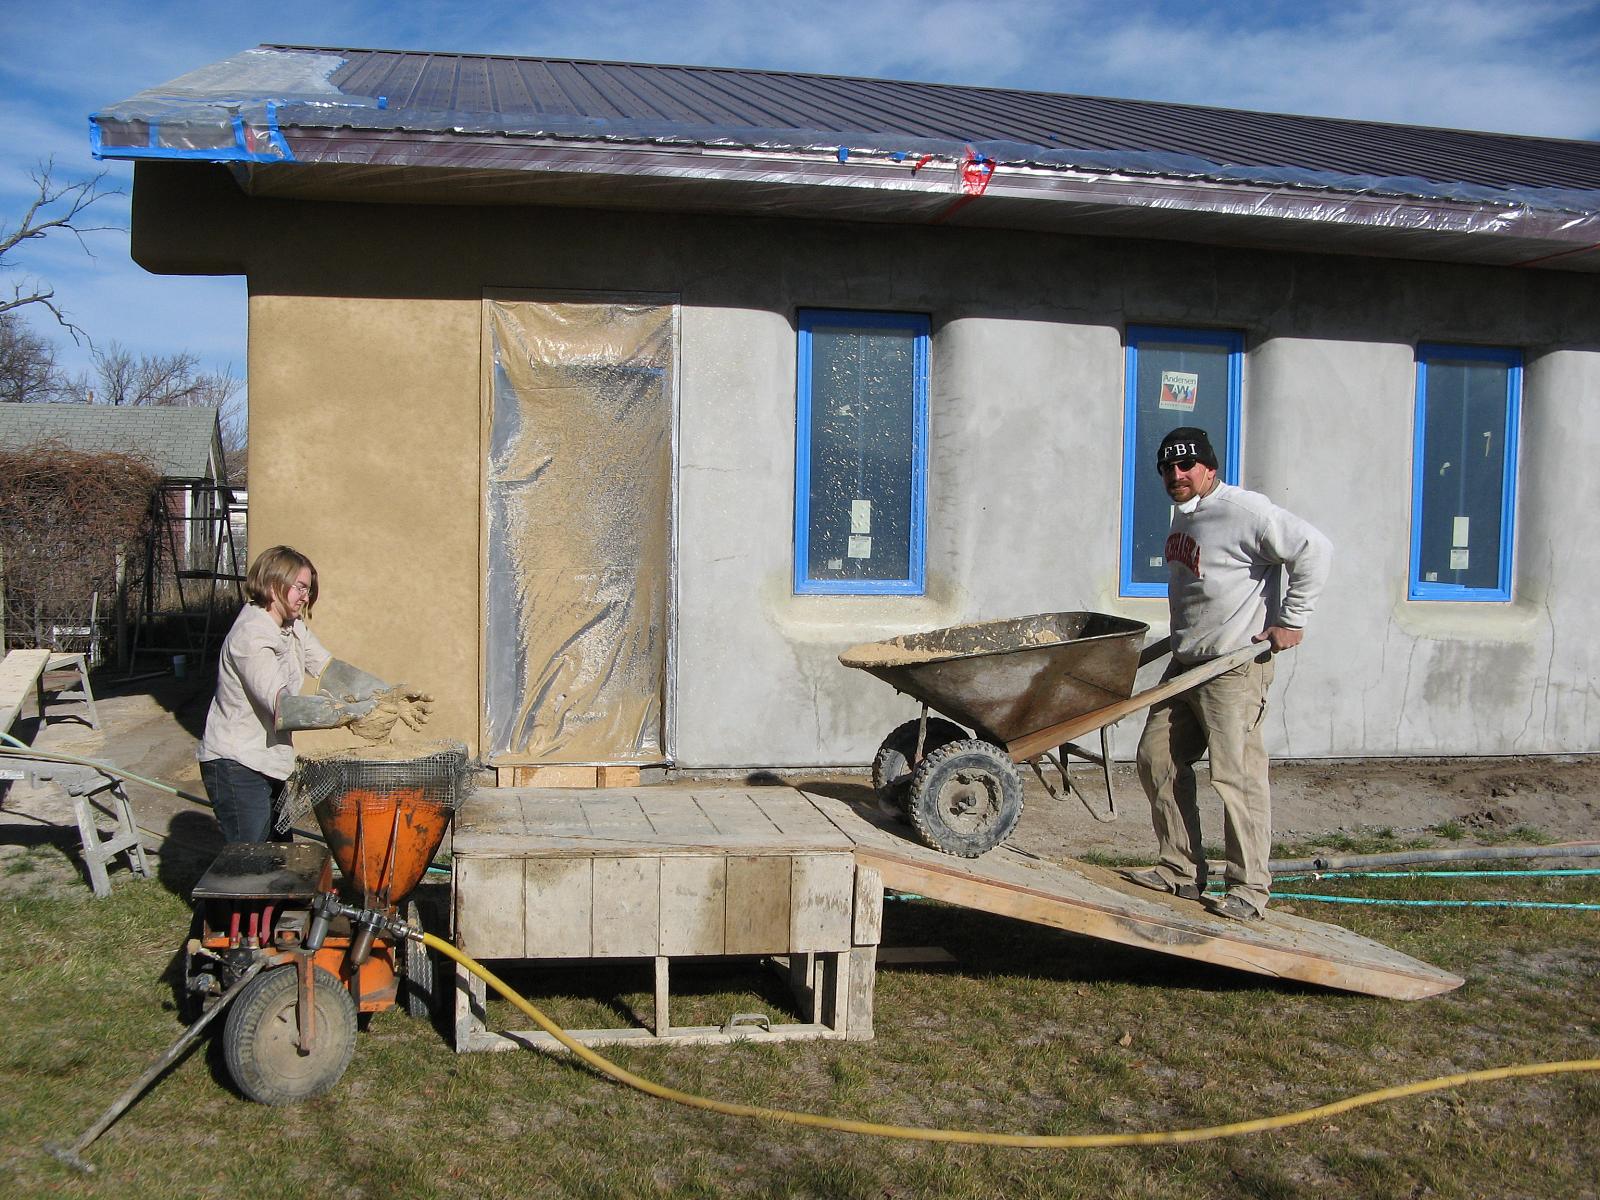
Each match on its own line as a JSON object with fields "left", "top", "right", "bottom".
{"left": 801, "top": 788, "right": 1464, "bottom": 1001}
{"left": 0, "top": 649, "right": 52, "bottom": 735}
{"left": 453, "top": 788, "right": 854, "bottom": 857}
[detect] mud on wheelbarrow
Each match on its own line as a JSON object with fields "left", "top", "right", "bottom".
{"left": 840, "top": 611, "right": 1260, "bottom": 857}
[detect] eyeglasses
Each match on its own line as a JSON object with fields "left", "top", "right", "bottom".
{"left": 1159, "top": 457, "right": 1199, "bottom": 475}
{"left": 288, "top": 582, "right": 311, "bottom": 595}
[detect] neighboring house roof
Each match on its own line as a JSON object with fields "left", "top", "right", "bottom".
{"left": 91, "top": 45, "right": 1600, "bottom": 271}
{"left": 0, "top": 403, "right": 224, "bottom": 482}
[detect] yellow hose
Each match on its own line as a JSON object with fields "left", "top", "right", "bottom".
{"left": 421, "top": 933, "right": 1600, "bottom": 1148}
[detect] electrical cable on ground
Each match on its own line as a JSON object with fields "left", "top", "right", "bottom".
{"left": 421, "top": 932, "right": 1600, "bottom": 1149}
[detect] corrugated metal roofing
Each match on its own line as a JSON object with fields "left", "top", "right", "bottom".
{"left": 0, "top": 403, "right": 223, "bottom": 481}
{"left": 88, "top": 45, "right": 1600, "bottom": 271}
{"left": 301, "top": 47, "right": 1600, "bottom": 194}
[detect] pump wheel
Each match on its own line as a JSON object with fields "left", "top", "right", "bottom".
{"left": 223, "top": 964, "right": 357, "bottom": 1106}
{"left": 905, "top": 739, "right": 1024, "bottom": 857}
{"left": 400, "top": 900, "right": 437, "bottom": 1020}
{"left": 871, "top": 718, "right": 969, "bottom": 813}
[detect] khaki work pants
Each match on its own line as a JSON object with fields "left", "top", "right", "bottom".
{"left": 1135, "top": 654, "right": 1275, "bottom": 912}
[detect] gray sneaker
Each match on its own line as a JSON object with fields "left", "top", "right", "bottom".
{"left": 1120, "top": 867, "right": 1202, "bottom": 902}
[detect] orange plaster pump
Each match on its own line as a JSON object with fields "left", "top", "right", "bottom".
{"left": 183, "top": 742, "right": 471, "bottom": 1104}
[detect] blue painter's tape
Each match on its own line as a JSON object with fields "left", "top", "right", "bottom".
{"left": 87, "top": 107, "right": 296, "bottom": 164}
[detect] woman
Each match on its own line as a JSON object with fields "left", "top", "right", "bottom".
{"left": 198, "top": 545, "right": 384, "bottom": 843}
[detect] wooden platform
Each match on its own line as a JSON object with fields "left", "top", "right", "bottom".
{"left": 448, "top": 786, "right": 1461, "bottom": 1052}
{"left": 450, "top": 789, "right": 879, "bottom": 1051}
{"left": 798, "top": 788, "right": 1462, "bottom": 1000}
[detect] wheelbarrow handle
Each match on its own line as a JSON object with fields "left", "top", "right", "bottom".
{"left": 1006, "top": 644, "right": 1264, "bottom": 762}
{"left": 1137, "top": 636, "right": 1173, "bottom": 668}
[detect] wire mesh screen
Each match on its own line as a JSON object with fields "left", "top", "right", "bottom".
{"left": 276, "top": 739, "right": 474, "bottom": 833}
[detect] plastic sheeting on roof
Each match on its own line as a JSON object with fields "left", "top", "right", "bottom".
{"left": 89, "top": 46, "right": 1600, "bottom": 266}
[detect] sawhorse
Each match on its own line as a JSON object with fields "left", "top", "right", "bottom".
{"left": 0, "top": 757, "right": 151, "bottom": 898}
{"left": 0, "top": 649, "right": 100, "bottom": 733}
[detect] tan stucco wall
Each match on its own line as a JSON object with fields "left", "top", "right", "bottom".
{"left": 247, "top": 293, "right": 482, "bottom": 751}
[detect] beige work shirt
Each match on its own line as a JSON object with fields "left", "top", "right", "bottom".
{"left": 198, "top": 604, "right": 332, "bottom": 779}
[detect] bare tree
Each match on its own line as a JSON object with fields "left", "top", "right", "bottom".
{"left": 87, "top": 340, "right": 247, "bottom": 481}
{"left": 0, "top": 312, "right": 73, "bottom": 403}
{"left": 0, "top": 161, "right": 119, "bottom": 343}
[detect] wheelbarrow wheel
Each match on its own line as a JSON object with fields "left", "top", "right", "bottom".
{"left": 222, "top": 964, "right": 357, "bottom": 1106}
{"left": 872, "top": 717, "right": 969, "bottom": 813}
{"left": 400, "top": 900, "right": 437, "bottom": 1020}
{"left": 905, "top": 739, "right": 1024, "bottom": 857}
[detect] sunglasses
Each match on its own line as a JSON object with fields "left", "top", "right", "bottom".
{"left": 1159, "top": 457, "right": 1199, "bottom": 475}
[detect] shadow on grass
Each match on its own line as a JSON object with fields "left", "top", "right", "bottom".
{"left": 880, "top": 897, "right": 1321, "bottom": 1000}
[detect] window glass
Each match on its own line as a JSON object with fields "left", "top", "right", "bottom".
{"left": 1411, "top": 346, "right": 1520, "bottom": 600}
{"left": 795, "top": 311, "right": 928, "bottom": 594}
{"left": 1121, "top": 327, "right": 1242, "bottom": 594}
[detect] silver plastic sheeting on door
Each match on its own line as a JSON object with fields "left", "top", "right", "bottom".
{"left": 483, "top": 299, "right": 673, "bottom": 764}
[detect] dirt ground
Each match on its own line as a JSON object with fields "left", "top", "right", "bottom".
{"left": 2, "top": 673, "right": 1597, "bottom": 892}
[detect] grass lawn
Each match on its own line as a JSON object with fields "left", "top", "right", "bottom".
{"left": 1, "top": 837, "right": 1596, "bottom": 1199}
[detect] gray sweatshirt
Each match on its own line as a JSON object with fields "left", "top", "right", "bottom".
{"left": 1164, "top": 481, "right": 1333, "bottom": 663}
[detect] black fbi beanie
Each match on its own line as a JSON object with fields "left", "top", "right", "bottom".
{"left": 1155, "top": 427, "right": 1219, "bottom": 472}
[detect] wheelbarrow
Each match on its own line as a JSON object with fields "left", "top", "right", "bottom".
{"left": 182, "top": 740, "right": 472, "bottom": 1104}
{"left": 840, "top": 612, "right": 1261, "bottom": 857}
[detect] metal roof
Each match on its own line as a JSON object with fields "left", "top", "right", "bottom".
{"left": 0, "top": 403, "right": 223, "bottom": 481}
{"left": 90, "top": 45, "right": 1600, "bottom": 271}
{"left": 312, "top": 47, "right": 1600, "bottom": 195}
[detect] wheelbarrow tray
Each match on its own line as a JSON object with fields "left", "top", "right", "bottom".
{"left": 839, "top": 611, "right": 1150, "bottom": 746}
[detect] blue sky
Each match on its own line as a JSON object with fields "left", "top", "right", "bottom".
{"left": 4, "top": 0, "right": 1599, "bottom": 399}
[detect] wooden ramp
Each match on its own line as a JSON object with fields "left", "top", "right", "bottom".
{"left": 801, "top": 789, "right": 1463, "bottom": 1000}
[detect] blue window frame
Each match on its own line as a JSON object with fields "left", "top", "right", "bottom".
{"left": 1409, "top": 344, "right": 1521, "bottom": 601}
{"left": 794, "top": 310, "right": 929, "bottom": 595}
{"left": 1120, "top": 326, "right": 1243, "bottom": 596}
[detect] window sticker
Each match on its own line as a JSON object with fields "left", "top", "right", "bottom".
{"left": 847, "top": 535, "right": 873, "bottom": 559}
{"left": 1159, "top": 370, "right": 1198, "bottom": 412}
{"left": 851, "top": 499, "right": 872, "bottom": 535}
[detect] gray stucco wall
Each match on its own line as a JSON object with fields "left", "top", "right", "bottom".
{"left": 133, "top": 164, "right": 1600, "bottom": 766}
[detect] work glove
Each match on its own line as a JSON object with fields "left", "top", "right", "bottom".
{"left": 321, "top": 660, "right": 432, "bottom": 726}
{"left": 274, "top": 660, "right": 432, "bottom": 736}
{"left": 276, "top": 692, "right": 379, "bottom": 733}
{"left": 347, "top": 685, "right": 434, "bottom": 741}
{"left": 319, "top": 659, "right": 391, "bottom": 704}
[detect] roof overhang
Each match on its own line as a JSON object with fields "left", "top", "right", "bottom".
{"left": 90, "top": 46, "right": 1600, "bottom": 273}
{"left": 222, "top": 131, "right": 1600, "bottom": 272}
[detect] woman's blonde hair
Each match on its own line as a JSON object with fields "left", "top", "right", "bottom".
{"left": 245, "top": 545, "right": 318, "bottom": 618}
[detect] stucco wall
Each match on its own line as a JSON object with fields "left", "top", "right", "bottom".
{"left": 133, "top": 163, "right": 1600, "bottom": 766}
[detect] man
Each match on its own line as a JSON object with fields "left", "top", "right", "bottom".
{"left": 1124, "top": 427, "right": 1332, "bottom": 921}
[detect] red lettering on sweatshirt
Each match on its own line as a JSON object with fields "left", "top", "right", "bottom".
{"left": 1165, "top": 531, "right": 1202, "bottom": 578}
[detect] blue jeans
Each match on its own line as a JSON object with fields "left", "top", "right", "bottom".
{"left": 200, "top": 758, "right": 287, "bottom": 844}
